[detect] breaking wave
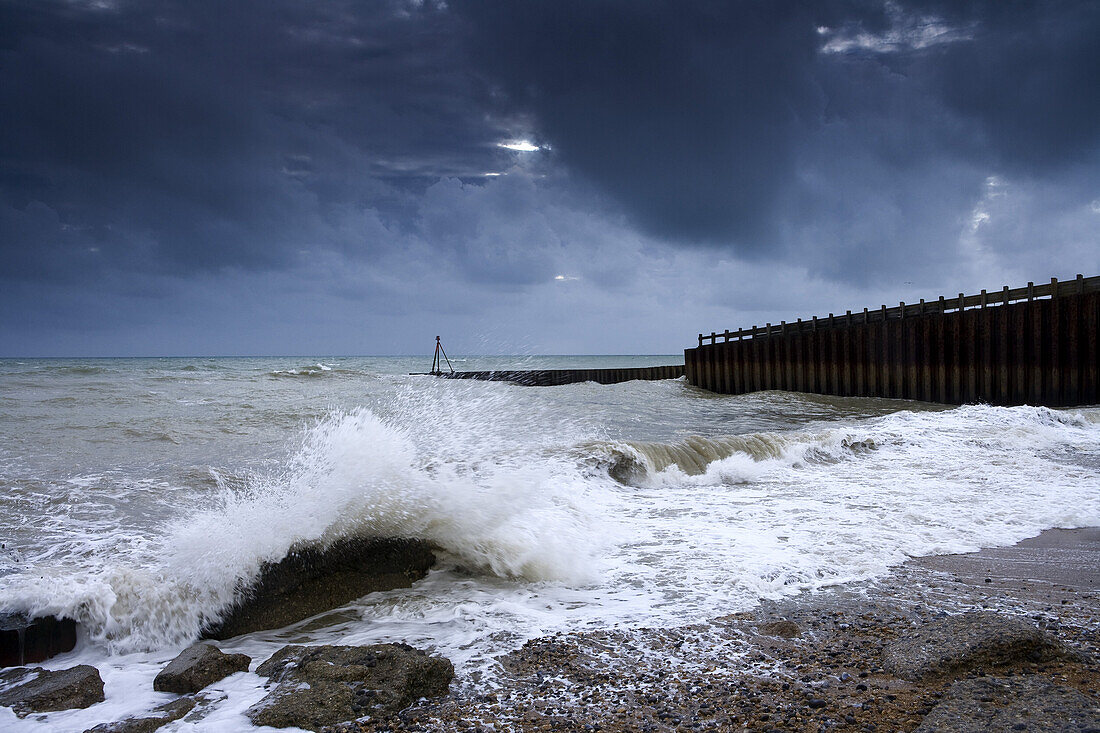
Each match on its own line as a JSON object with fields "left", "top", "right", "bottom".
{"left": 0, "top": 392, "right": 1097, "bottom": 656}
{"left": 0, "top": 403, "right": 610, "bottom": 652}
{"left": 269, "top": 363, "right": 339, "bottom": 377}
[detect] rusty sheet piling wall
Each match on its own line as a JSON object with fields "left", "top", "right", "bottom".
{"left": 685, "top": 275, "right": 1099, "bottom": 406}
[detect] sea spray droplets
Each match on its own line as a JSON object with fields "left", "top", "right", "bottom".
{"left": 1, "top": 399, "right": 612, "bottom": 653}
{"left": 145, "top": 406, "right": 608, "bottom": 649}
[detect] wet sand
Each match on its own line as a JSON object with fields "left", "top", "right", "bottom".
{"left": 338, "top": 527, "right": 1100, "bottom": 732}
{"left": 912, "top": 527, "right": 1100, "bottom": 592}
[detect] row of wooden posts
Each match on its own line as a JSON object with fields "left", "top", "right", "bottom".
{"left": 685, "top": 275, "right": 1099, "bottom": 406}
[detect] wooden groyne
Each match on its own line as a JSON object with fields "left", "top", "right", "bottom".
{"left": 417, "top": 365, "right": 685, "bottom": 386}
{"left": 685, "top": 275, "right": 1099, "bottom": 406}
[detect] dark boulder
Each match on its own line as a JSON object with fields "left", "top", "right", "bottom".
{"left": 916, "top": 676, "right": 1100, "bottom": 732}
{"left": 83, "top": 697, "right": 196, "bottom": 733}
{"left": 0, "top": 612, "right": 78, "bottom": 667}
{"left": 203, "top": 537, "right": 436, "bottom": 640}
{"left": 247, "top": 643, "right": 453, "bottom": 731}
{"left": 0, "top": 664, "right": 104, "bottom": 717}
{"left": 882, "top": 611, "right": 1068, "bottom": 681}
{"left": 153, "top": 643, "right": 250, "bottom": 694}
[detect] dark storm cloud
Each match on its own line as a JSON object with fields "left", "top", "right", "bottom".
{"left": 456, "top": 1, "right": 822, "bottom": 246}
{"left": 456, "top": 0, "right": 1100, "bottom": 252}
{"left": 916, "top": 1, "right": 1100, "bottom": 173}
{"left": 3, "top": 0, "right": 1097, "bottom": 279}
{"left": 0, "top": 0, "right": 510, "bottom": 282}
{"left": 1, "top": 0, "right": 1097, "bottom": 355}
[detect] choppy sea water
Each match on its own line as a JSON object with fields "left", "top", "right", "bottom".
{"left": 1, "top": 356, "right": 1098, "bottom": 731}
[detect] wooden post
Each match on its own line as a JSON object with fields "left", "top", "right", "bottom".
{"left": 839, "top": 312, "right": 850, "bottom": 396}
{"left": 1014, "top": 297, "right": 1027, "bottom": 405}
{"left": 999, "top": 286, "right": 1011, "bottom": 404}
{"left": 781, "top": 321, "right": 792, "bottom": 391}
{"left": 1065, "top": 280, "right": 1080, "bottom": 404}
{"left": 710, "top": 335, "right": 720, "bottom": 391}
{"left": 900, "top": 303, "right": 914, "bottom": 399}
{"left": 702, "top": 343, "right": 712, "bottom": 392}
{"left": 718, "top": 333, "right": 730, "bottom": 392}
{"left": 1049, "top": 277, "right": 1060, "bottom": 405}
{"left": 731, "top": 339, "right": 742, "bottom": 395}
{"left": 965, "top": 305, "right": 978, "bottom": 404}
{"left": 919, "top": 305, "right": 932, "bottom": 402}
{"left": 1086, "top": 291, "right": 1098, "bottom": 405}
{"left": 951, "top": 293, "right": 964, "bottom": 403}
{"left": 763, "top": 323, "right": 773, "bottom": 390}
{"left": 979, "top": 290, "right": 992, "bottom": 401}
{"left": 794, "top": 320, "right": 804, "bottom": 393}
{"left": 809, "top": 317, "right": 818, "bottom": 393}
{"left": 752, "top": 330, "right": 763, "bottom": 393}
{"left": 877, "top": 311, "right": 886, "bottom": 397}
{"left": 1030, "top": 292, "right": 1043, "bottom": 405}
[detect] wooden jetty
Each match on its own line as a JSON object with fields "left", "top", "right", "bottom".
{"left": 685, "top": 275, "right": 1099, "bottom": 406}
{"left": 415, "top": 364, "right": 685, "bottom": 386}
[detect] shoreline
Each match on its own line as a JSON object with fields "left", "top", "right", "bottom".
{"left": 344, "top": 527, "right": 1100, "bottom": 732}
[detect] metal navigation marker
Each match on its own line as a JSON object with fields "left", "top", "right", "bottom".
{"left": 431, "top": 336, "right": 454, "bottom": 375}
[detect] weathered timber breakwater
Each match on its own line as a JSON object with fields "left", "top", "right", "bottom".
{"left": 418, "top": 364, "right": 685, "bottom": 386}
{"left": 686, "top": 274, "right": 1100, "bottom": 406}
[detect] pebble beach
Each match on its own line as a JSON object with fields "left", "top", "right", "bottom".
{"left": 343, "top": 528, "right": 1100, "bottom": 732}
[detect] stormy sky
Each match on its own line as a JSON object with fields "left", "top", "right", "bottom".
{"left": 1, "top": 0, "right": 1098, "bottom": 356}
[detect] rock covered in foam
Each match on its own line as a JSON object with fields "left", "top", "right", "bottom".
{"left": 203, "top": 537, "right": 436, "bottom": 640}
{"left": 84, "top": 696, "right": 196, "bottom": 733}
{"left": 248, "top": 643, "right": 453, "bottom": 731}
{"left": 0, "top": 664, "right": 104, "bottom": 717}
{"left": 882, "top": 611, "right": 1069, "bottom": 681}
{"left": 153, "top": 642, "right": 250, "bottom": 694}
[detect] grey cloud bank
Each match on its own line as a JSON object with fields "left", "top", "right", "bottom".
{"left": 1, "top": 0, "right": 1097, "bottom": 356}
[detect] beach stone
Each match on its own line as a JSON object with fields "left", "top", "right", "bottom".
{"left": 203, "top": 536, "right": 435, "bottom": 639}
{"left": 759, "top": 620, "right": 801, "bottom": 638}
{"left": 248, "top": 643, "right": 453, "bottom": 731}
{"left": 882, "top": 612, "right": 1067, "bottom": 681}
{"left": 153, "top": 642, "right": 250, "bottom": 694}
{"left": 915, "top": 676, "right": 1100, "bottom": 732}
{"left": 83, "top": 697, "right": 196, "bottom": 733}
{"left": 0, "top": 612, "right": 78, "bottom": 667}
{"left": 0, "top": 664, "right": 104, "bottom": 717}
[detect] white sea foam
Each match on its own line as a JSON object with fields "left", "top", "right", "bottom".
{"left": 1, "top": 365, "right": 1098, "bottom": 731}
{"left": 597, "top": 404, "right": 1100, "bottom": 617}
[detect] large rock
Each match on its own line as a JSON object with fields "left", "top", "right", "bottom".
{"left": 153, "top": 642, "right": 250, "bottom": 694}
{"left": 758, "top": 620, "right": 801, "bottom": 638}
{"left": 0, "top": 613, "right": 78, "bottom": 667}
{"left": 0, "top": 664, "right": 104, "bottom": 717}
{"left": 882, "top": 611, "right": 1067, "bottom": 681}
{"left": 247, "top": 643, "right": 453, "bottom": 731}
{"left": 915, "top": 676, "right": 1100, "bottom": 732}
{"left": 84, "top": 697, "right": 196, "bottom": 733}
{"left": 204, "top": 537, "right": 436, "bottom": 639}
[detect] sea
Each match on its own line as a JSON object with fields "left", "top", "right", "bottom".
{"left": 1, "top": 355, "right": 1098, "bottom": 731}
